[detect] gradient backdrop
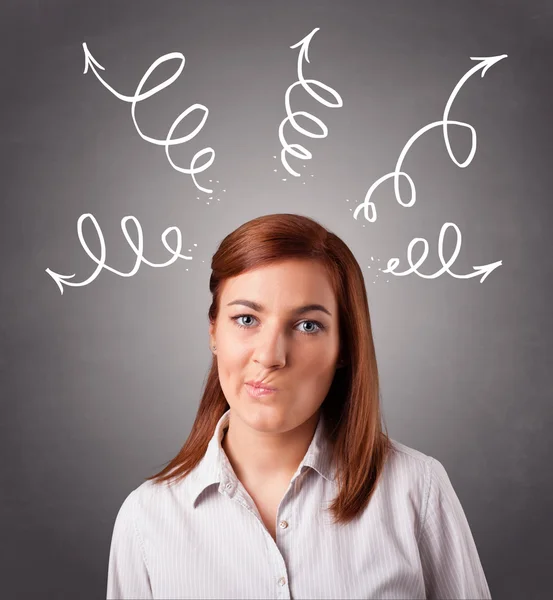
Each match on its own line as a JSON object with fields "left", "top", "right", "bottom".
{"left": 1, "top": 1, "right": 552, "bottom": 598}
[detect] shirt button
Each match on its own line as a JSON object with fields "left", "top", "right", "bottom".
{"left": 225, "top": 482, "right": 233, "bottom": 490}
{"left": 278, "top": 577, "right": 286, "bottom": 586}
{"left": 279, "top": 520, "right": 288, "bottom": 529}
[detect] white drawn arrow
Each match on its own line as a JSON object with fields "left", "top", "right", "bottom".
{"left": 278, "top": 28, "right": 343, "bottom": 176}
{"left": 381, "top": 222, "right": 502, "bottom": 282}
{"left": 45, "top": 213, "right": 190, "bottom": 294}
{"left": 82, "top": 42, "right": 215, "bottom": 193}
{"left": 353, "top": 54, "right": 507, "bottom": 222}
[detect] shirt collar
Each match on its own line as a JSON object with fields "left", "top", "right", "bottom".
{"left": 188, "top": 408, "right": 336, "bottom": 508}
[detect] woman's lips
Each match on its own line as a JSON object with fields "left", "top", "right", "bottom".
{"left": 245, "top": 383, "right": 277, "bottom": 398}
{"left": 245, "top": 380, "right": 277, "bottom": 391}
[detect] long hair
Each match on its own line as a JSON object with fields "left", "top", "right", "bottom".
{"left": 146, "top": 213, "right": 393, "bottom": 525}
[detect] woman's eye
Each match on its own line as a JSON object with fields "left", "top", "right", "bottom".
{"left": 231, "top": 315, "right": 324, "bottom": 335}
{"left": 235, "top": 315, "right": 255, "bottom": 327}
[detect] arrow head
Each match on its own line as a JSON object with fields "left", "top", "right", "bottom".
{"left": 472, "top": 260, "right": 503, "bottom": 282}
{"left": 45, "top": 269, "right": 76, "bottom": 295}
{"left": 82, "top": 42, "right": 105, "bottom": 75}
{"left": 469, "top": 54, "right": 508, "bottom": 77}
{"left": 289, "top": 27, "right": 320, "bottom": 62}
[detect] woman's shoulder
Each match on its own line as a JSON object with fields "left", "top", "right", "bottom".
{"left": 381, "top": 437, "right": 437, "bottom": 494}
{"left": 114, "top": 474, "right": 190, "bottom": 523}
{"left": 387, "top": 437, "right": 435, "bottom": 467}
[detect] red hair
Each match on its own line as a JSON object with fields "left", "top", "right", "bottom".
{"left": 146, "top": 213, "right": 392, "bottom": 525}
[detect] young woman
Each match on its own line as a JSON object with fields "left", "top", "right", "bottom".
{"left": 107, "top": 213, "right": 491, "bottom": 599}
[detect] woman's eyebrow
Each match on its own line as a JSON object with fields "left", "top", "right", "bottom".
{"left": 226, "top": 299, "right": 332, "bottom": 317}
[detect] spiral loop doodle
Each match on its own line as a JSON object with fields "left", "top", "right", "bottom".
{"left": 278, "top": 28, "right": 343, "bottom": 176}
{"left": 353, "top": 54, "right": 507, "bottom": 223}
{"left": 45, "top": 213, "right": 192, "bottom": 294}
{"left": 382, "top": 222, "right": 502, "bottom": 282}
{"left": 82, "top": 43, "right": 215, "bottom": 193}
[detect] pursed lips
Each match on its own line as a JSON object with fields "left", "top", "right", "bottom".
{"left": 246, "top": 382, "right": 277, "bottom": 391}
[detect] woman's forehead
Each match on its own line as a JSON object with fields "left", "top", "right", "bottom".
{"left": 222, "top": 263, "right": 336, "bottom": 306}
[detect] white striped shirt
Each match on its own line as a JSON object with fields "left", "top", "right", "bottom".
{"left": 107, "top": 409, "right": 491, "bottom": 599}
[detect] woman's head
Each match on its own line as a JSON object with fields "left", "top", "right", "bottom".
{"left": 208, "top": 257, "right": 344, "bottom": 437}
{"left": 148, "top": 212, "right": 392, "bottom": 525}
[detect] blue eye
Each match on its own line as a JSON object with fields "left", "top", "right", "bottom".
{"left": 231, "top": 314, "right": 325, "bottom": 335}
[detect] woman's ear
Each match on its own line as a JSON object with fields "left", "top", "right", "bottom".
{"left": 209, "top": 322, "right": 215, "bottom": 348}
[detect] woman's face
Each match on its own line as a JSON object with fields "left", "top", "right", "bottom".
{"left": 209, "top": 258, "right": 342, "bottom": 434}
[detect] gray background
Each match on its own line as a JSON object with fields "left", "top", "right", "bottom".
{"left": 1, "top": 0, "right": 552, "bottom": 598}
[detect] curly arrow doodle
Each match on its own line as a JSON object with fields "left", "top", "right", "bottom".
{"left": 278, "top": 28, "right": 343, "bottom": 176}
{"left": 353, "top": 54, "right": 508, "bottom": 222}
{"left": 82, "top": 42, "right": 215, "bottom": 193}
{"left": 45, "top": 214, "right": 192, "bottom": 294}
{"left": 382, "top": 222, "right": 502, "bottom": 283}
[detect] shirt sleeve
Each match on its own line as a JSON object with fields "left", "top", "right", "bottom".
{"left": 106, "top": 490, "right": 153, "bottom": 600}
{"left": 418, "top": 458, "right": 492, "bottom": 599}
